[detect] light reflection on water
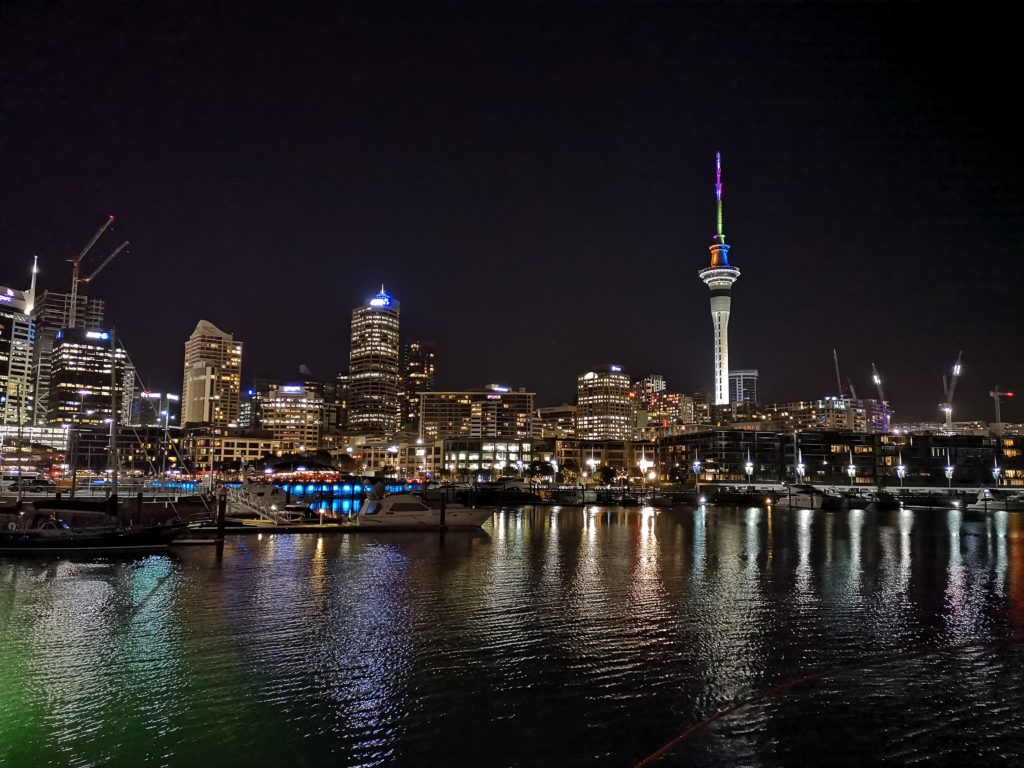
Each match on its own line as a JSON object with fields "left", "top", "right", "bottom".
{"left": 2, "top": 506, "right": 1024, "bottom": 767}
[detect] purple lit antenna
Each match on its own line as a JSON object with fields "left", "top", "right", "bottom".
{"left": 715, "top": 152, "right": 724, "bottom": 240}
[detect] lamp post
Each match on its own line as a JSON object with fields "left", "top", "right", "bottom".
{"left": 896, "top": 451, "right": 907, "bottom": 488}
{"left": 847, "top": 448, "right": 856, "bottom": 489}
{"left": 992, "top": 456, "right": 1002, "bottom": 486}
{"left": 638, "top": 449, "right": 652, "bottom": 498}
{"left": 796, "top": 446, "right": 806, "bottom": 483}
{"left": 944, "top": 451, "right": 954, "bottom": 489}
{"left": 744, "top": 448, "right": 754, "bottom": 487}
{"left": 692, "top": 456, "right": 702, "bottom": 503}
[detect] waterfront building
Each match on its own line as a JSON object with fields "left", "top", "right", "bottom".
{"left": 576, "top": 364, "right": 633, "bottom": 440}
{"left": 46, "top": 328, "right": 128, "bottom": 427}
{"left": 237, "top": 387, "right": 257, "bottom": 428}
{"left": 259, "top": 382, "right": 324, "bottom": 454}
{"left": 399, "top": 340, "right": 436, "bottom": 432}
{"left": 31, "top": 289, "right": 105, "bottom": 425}
{"left": 347, "top": 287, "right": 400, "bottom": 437}
{"left": 0, "top": 262, "right": 37, "bottom": 425}
{"left": 183, "top": 426, "right": 275, "bottom": 473}
{"left": 633, "top": 374, "right": 666, "bottom": 410}
{"left": 419, "top": 385, "right": 535, "bottom": 441}
{"left": 729, "top": 369, "right": 759, "bottom": 403}
{"left": 181, "top": 320, "right": 243, "bottom": 427}
{"left": 536, "top": 404, "right": 577, "bottom": 438}
{"left": 442, "top": 437, "right": 534, "bottom": 481}
{"left": 698, "top": 153, "right": 741, "bottom": 405}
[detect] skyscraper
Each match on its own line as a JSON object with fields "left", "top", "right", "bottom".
{"left": 400, "top": 340, "right": 436, "bottom": 432}
{"left": 576, "top": 364, "right": 633, "bottom": 440}
{"left": 46, "top": 328, "right": 128, "bottom": 427}
{"left": 181, "top": 320, "right": 243, "bottom": 426}
{"left": 31, "top": 289, "right": 105, "bottom": 425}
{"left": 698, "top": 152, "right": 741, "bottom": 405}
{"left": 0, "top": 259, "right": 37, "bottom": 425}
{"left": 348, "top": 287, "right": 400, "bottom": 437}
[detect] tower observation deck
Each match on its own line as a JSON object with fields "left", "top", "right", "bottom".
{"left": 698, "top": 152, "right": 741, "bottom": 405}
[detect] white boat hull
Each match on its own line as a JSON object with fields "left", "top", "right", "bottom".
{"left": 355, "top": 494, "right": 493, "bottom": 529}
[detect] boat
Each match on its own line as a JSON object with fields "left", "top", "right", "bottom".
{"left": 966, "top": 488, "right": 1024, "bottom": 512}
{"left": 353, "top": 492, "right": 494, "bottom": 529}
{"left": 772, "top": 484, "right": 827, "bottom": 509}
{"left": 0, "top": 501, "right": 185, "bottom": 553}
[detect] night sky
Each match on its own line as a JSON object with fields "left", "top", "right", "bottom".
{"left": 2, "top": 2, "right": 1021, "bottom": 421}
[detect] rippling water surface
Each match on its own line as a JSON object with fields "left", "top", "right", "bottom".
{"left": 2, "top": 505, "right": 1024, "bottom": 767}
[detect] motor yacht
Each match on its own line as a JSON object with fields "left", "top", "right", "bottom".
{"left": 353, "top": 493, "right": 493, "bottom": 529}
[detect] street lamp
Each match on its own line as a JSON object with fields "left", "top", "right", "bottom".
{"left": 796, "top": 446, "right": 806, "bottom": 483}
{"left": 638, "top": 449, "right": 652, "bottom": 498}
{"left": 944, "top": 451, "right": 954, "bottom": 488}
{"left": 692, "top": 456, "right": 702, "bottom": 503}
{"left": 847, "top": 448, "right": 856, "bottom": 488}
{"left": 896, "top": 451, "right": 907, "bottom": 488}
{"left": 744, "top": 449, "right": 754, "bottom": 486}
{"left": 993, "top": 456, "right": 1002, "bottom": 486}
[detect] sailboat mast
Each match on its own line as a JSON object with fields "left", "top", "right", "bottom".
{"left": 108, "top": 329, "right": 119, "bottom": 504}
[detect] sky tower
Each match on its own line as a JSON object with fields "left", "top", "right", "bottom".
{"left": 698, "top": 152, "right": 741, "bottom": 405}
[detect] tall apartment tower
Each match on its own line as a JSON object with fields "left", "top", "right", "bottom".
{"left": 576, "top": 364, "right": 633, "bottom": 440}
{"left": 31, "top": 289, "right": 105, "bottom": 425}
{"left": 0, "top": 258, "right": 37, "bottom": 425}
{"left": 400, "top": 340, "right": 436, "bottom": 432}
{"left": 698, "top": 153, "right": 741, "bottom": 405}
{"left": 181, "top": 320, "right": 243, "bottom": 427}
{"left": 348, "top": 287, "right": 400, "bottom": 437}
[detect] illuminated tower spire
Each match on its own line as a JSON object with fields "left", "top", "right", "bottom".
{"left": 698, "top": 152, "right": 741, "bottom": 405}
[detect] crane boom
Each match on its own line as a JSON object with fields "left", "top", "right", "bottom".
{"left": 871, "top": 363, "right": 886, "bottom": 402}
{"left": 990, "top": 387, "right": 1014, "bottom": 423}
{"left": 83, "top": 241, "right": 129, "bottom": 283}
{"left": 940, "top": 351, "right": 964, "bottom": 429}
{"left": 68, "top": 214, "right": 116, "bottom": 329}
{"left": 833, "top": 349, "right": 843, "bottom": 398}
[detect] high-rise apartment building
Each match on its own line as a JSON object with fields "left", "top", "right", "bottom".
{"left": 400, "top": 340, "right": 436, "bottom": 432}
{"left": 46, "top": 328, "right": 128, "bottom": 427}
{"left": 729, "top": 369, "right": 759, "bottom": 403}
{"left": 1, "top": 262, "right": 36, "bottom": 425}
{"left": 31, "top": 289, "right": 105, "bottom": 425}
{"left": 576, "top": 364, "right": 633, "bottom": 440}
{"left": 134, "top": 391, "right": 181, "bottom": 428}
{"left": 419, "top": 385, "right": 534, "bottom": 441}
{"left": 181, "top": 320, "right": 243, "bottom": 427}
{"left": 347, "top": 287, "right": 400, "bottom": 437}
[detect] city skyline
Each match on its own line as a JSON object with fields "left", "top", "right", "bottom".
{"left": 1, "top": 3, "right": 1021, "bottom": 421}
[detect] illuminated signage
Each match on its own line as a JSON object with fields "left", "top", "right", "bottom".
{"left": 0, "top": 294, "right": 12, "bottom": 303}
{"left": 610, "top": 365, "right": 621, "bottom": 372}
{"left": 281, "top": 385, "right": 303, "bottom": 393}
{"left": 86, "top": 330, "right": 111, "bottom": 340}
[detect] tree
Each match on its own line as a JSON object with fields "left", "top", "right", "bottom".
{"left": 597, "top": 465, "right": 617, "bottom": 485}
{"left": 527, "top": 460, "right": 555, "bottom": 479}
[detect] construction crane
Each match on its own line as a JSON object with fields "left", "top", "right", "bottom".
{"left": 68, "top": 214, "right": 121, "bottom": 328}
{"left": 872, "top": 363, "right": 886, "bottom": 402}
{"left": 833, "top": 349, "right": 844, "bottom": 398}
{"left": 940, "top": 351, "right": 964, "bottom": 429}
{"left": 990, "top": 387, "right": 1014, "bottom": 424}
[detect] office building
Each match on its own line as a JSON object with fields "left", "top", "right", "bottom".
{"left": 400, "top": 340, "right": 436, "bottom": 432}
{"left": 419, "top": 385, "right": 534, "bottom": 441}
{"left": 576, "top": 364, "right": 633, "bottom": 440}
{"left": 31, "top": 289, "right": 105, "bottom": 425}
{"left": 259, "top": 382, "right": 324, "bottom": 454}
{"left": 0, "top": 261, "right": 37, "bottom": 425}
{"left": 698, "top": 153, "right": 741, "bottom": 405}
{"left": 729, "top": 369, "right": 759, "bottom": 403}
{"left": 536, "top": 404, "right": 577, "bottom": 438}
{"left": 134, "top": 391, "right": 181, "bottom": 428}
{"left": 181, "top": 320, "right": 243, "bottom": 427}
{"left": 347, "top": 287, "right": 400, "bottom": 437}
{"left": 46, "top": 328, "right": 128, "bottom": 427}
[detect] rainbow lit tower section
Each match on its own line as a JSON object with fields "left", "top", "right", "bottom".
{"left": 698, "top": 152, "right": 741, "bottom": 405}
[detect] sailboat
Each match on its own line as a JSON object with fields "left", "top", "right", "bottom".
{"left": 1, "top": 330, "right": 186, "bottom": 553}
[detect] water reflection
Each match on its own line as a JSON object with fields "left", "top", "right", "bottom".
{"left": 2, "top": 506, "right": 1023, "bottom": 767}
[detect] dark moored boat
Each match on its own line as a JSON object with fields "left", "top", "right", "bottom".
{"left": 0, "top": 503, "right": 186, "bottom": 553}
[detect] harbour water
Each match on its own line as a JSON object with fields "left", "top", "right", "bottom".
{"left": 2, "top": 505, "right": 1023, "bottom": 766}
